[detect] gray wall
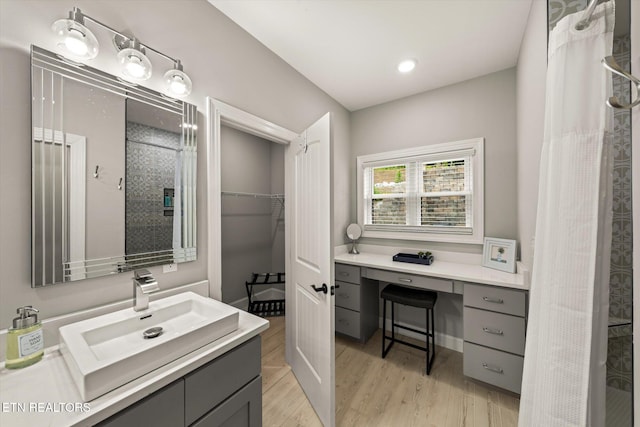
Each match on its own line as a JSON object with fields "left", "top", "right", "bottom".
{"left": 0, "top": 0, "right": 350, "bottom": 329}
{"left": 220, "top": 126, "right": 285, "bottom": 304}
{"left": 270, "top": 144, "right": 286, "bottom": 273}
{"left": 350, "top": 68, "right": 518, "bottom": 341}
{"left": 516, "top": 0, "right": 546, "bottom": 271}
{"left": 350, "top": 68, "right": 518, "bottom": 253}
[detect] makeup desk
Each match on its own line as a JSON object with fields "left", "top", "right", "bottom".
{"left": 334, "top": 251, "right": 529, "bottom": 394}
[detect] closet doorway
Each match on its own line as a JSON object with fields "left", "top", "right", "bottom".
{"left": 206, "top": 99, "right": 336, "bottom": 426}
{"left": 219, "top": 125, "right": 286, "bottom": 314}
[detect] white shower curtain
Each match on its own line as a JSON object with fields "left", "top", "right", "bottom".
{"left": 519, "top": 2, "right": 615, "bottom": 426}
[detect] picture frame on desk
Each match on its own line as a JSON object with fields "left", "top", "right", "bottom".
{"left": 482, "top": 237, "right": 517, "bottom": 273}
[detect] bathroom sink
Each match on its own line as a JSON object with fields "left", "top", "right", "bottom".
{"left": 59, "top": 292, "right": 239, "bottom": 401}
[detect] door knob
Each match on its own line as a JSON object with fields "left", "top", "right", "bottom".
{"left": 311, "top": 284, "right": 328, "bottom": 294}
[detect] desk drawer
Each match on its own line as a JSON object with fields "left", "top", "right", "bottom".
{"left": 463, "top": 342, "right": 523, "bottom": 394}
{"left": 464, "top": 307, "right": 525, "bottom": 355}
{"left": 336, "top": 307, "right": 360, "bottom": 339}
{"left": 364, "top": 268, "right": 453, "bottom": 293}
{"left": 335, "top": 263, "right": 361, "bottom": 285}
{"left": 464, "top": 283, "right": 526, "bottom": 316}
{"left": 335, "top": 281, "right": 360, "bottom": 312}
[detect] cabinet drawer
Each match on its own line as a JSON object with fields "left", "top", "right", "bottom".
{"left": 364, "top": 268, "right": 453, "bottom": 293}
{"left": 463, "top": 307, "right": 526, "bottom": 355}
{"left": 463, "top": 342, "right": 524, "bottom": 394}
{"left": 336, "top": 306, "right": 360, "bottom": 339}
{"left": 97, "top": 379, "right": 184, "bottom": 427}
{"left": 185, "top": 336, "right": 261, "bottom": 425}
{"left": 335, "top": 281, "right": 360, "bottom": 312}
{"left": 191, "top": 376, "right": 261, "bottom": 427}
{"left": 335, "top": 263, "right": 361, "bottom": 285}
{"left": 464, "top": 283, "right": 526, "bottom": 316}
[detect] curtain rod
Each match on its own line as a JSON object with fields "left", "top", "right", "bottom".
{"left": 575, "top": 0, "right": 599, "bottom": 30}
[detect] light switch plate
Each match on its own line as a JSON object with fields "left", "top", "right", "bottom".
{"left": 163, "top": 263, "right": 178, "bottom": 273}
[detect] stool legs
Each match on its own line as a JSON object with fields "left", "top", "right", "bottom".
{"left": 382, "top": 299, "right": 395, "bottom": 358}
{"left": 430, "top": 305, "right": 435, "bottom": 372}
{"left": 381, "top": 297, "right": 436, "bottom": 375}
{"left": 382, "top": 298, "right": 386, "bottom": 357}
{"left": 425, "top": 304, "right": 429, "bottom": 375}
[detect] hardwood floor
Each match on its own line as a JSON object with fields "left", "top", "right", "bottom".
{"left": 261, "top": 316, "right": 520, "bottom": 426}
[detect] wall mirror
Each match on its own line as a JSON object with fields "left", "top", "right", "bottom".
{"left": 31, "top": 45, "right": 197, "bottom": 287}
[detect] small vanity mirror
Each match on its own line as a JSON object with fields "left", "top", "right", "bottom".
{"left": 346, "top": 223, "right": 362, "bottom": 254}
{"left": 31, "top": 46, "right": 197, "bottom": 287}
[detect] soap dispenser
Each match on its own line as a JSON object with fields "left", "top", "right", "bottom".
{"left": 5, "top": 306, "right": 44, "bottom": 369}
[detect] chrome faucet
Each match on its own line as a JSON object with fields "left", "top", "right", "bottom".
{"left": 133, "top": 269, "right": 159, "bottom": 311}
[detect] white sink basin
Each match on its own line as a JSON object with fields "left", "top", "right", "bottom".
{"left": 59, "top": 292, "right": 239, "bottom": 401}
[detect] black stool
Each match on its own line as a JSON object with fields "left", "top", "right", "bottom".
{"left": 381, "top": 284, "right": 437, "bottom": 375}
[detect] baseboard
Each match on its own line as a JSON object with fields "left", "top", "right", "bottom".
{"left": 228, "top": 288, "right": 285, "bottom": 311}
{"left": 379, "top": 317, "right": 463, "bottom": 353}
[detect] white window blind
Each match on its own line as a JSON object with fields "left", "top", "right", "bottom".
{"left": 357, "top": 139, "right": 484, "bottom": 244}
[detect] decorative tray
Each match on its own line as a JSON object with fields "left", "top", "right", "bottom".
{"left": 392, "top": 252, "right": 434, "bottom": 266}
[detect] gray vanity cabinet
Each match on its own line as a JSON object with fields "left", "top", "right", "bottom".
{"left": 185, "top": 336, "right": 261, "bottom": 425}
{"left": 96, "top": 379, "right": 185, "bottom": 427}
{"left": 463, "top": 283, "right": 527, "bottom": 394}
{"left": 334, "top": 263, "right": 378, "bottom": 342}
{"left": 190, "top": 377, "right": 261, "bottom": 427}
{"left": 97, "top": 336, "right": 262, "bottom": 427}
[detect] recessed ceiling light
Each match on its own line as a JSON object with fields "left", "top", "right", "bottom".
{"left": 397, "top": 59, "right": 417, "bottom": 73}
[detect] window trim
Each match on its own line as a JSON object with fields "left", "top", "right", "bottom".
{"left": 356, "top": 138, "right": 484, "bottom": 244}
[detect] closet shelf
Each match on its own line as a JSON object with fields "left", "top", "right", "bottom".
{"left": 221, "top": 191, "right": 284, "bottom": 206}
{"left": 221, "top": 191, "right": 284, "bottom": 199}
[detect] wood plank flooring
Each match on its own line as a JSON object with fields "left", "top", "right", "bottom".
{"left": 261, "top": 316, "right": 520, "bottom": 426}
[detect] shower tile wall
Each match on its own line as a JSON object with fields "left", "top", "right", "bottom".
{"left": 125, "top": 122, "right": 180, "bottom": 254}
{"left": 548, "top": 0, "right": 633, "bottom": 393}
{"left": 608, "top": 34, "right": 633, "bottom": 392}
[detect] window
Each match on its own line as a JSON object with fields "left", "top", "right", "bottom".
{"left": 357, "top": 138, "right": 484, "bottom": 244}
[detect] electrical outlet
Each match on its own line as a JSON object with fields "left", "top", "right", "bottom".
{"left": 163, "top": 263, "right": 178, "bottom": 273}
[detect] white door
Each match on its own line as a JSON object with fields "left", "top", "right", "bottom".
{"left": 285, "top": 113, "right": 334, "bottom": 426}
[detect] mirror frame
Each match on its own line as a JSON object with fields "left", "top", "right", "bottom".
{"left": 31, "top": 45, "right": 197, "bottom": 287}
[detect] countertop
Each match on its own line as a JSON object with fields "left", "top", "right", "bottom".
{"left": 0, "top": 310, "right": 269, "bottom": 427}
{"left": 335, "top": 251, "right": 528, "bottom": 290}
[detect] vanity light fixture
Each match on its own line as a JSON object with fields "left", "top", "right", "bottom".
{"left": 51, "top": 7, "right": 193, "bottom": 97}
{"left": 115, "top": 37, "right": 152, "bottom": 81}
{"left": 397, "top": 58, "right": 417, "bottom": 73}
{"left": 51, "top": 8, "right": 99, "bottom": 61}
{"left": 163, "top": 60, "right": 193, "bottom": 97}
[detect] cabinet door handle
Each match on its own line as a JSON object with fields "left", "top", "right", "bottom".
{"left": 339, "top": 272, "right": 349, "bottom": 277}
{"left": 482, "top": 296, "right": 504, "bottom": 304}
{"left": 482, "top": 327, "right": 504, "bottom": 335}
{"left": 482, "top": 363, "right": 504, "bottom": 374}
{"left": 398, "top": 278, "right": 412, "bottom": 283}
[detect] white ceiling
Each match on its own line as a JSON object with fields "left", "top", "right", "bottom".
{"left": 209, "top": 0, "right": 533, "bottom": 111}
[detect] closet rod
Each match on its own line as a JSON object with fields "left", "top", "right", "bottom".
{"left": 221, "top": 191, "right": 284, "bottom": 199}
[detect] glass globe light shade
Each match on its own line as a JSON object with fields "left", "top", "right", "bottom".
{"left": 163, "top": 68, "right": 193, "bottom": 97}
{"left": 117, "top": 47, "right": 152, "bottom": 81}
{"left": 51, "top": 19, "right": 99, "bottom": 61}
